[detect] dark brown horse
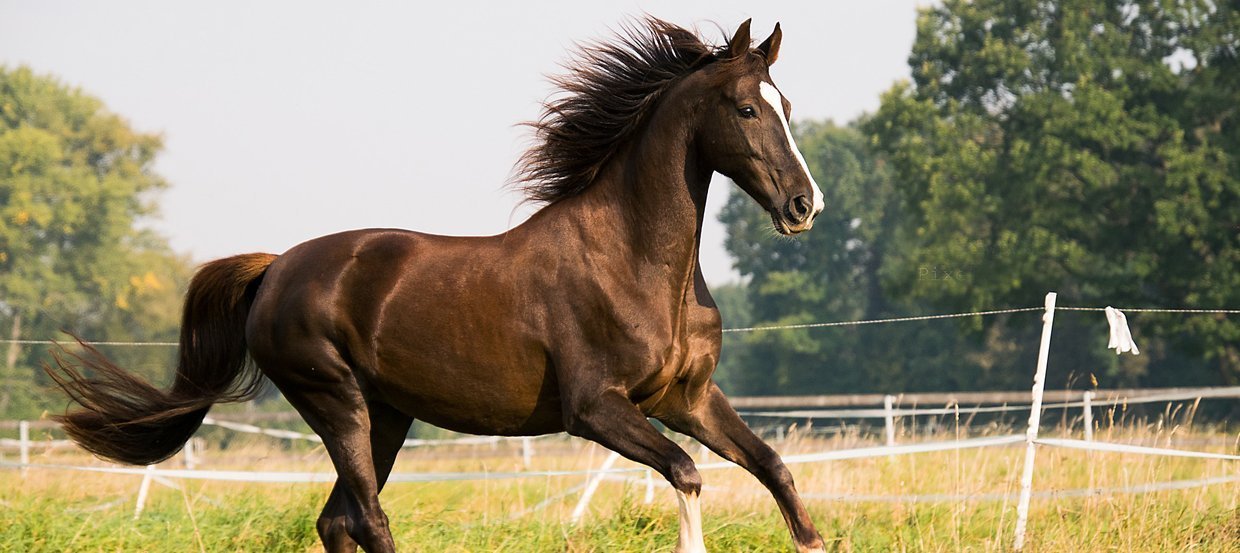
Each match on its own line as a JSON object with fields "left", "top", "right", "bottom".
{"left": 48, "top": 18, "right": 826, "bottom": 553}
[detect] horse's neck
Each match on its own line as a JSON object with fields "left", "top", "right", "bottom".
{"left": 609, "top": 140, "right": 707, "bottom": 256}
{"left": 546, "top": 119, "right": 709, "bottom": 293}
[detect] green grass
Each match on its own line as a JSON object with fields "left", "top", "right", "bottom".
{"left": 2, "top": 477, "right": 1236, "bottom": 552}
{"left": 2, "top": 423, "right": 1238, "bottom": 551}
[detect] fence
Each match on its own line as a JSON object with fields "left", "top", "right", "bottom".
{"left": 737, "top": 386, "right": 1240, "bottom": 445}
{"left": 3, "top": 292, "right": 1239, "bottom": 549}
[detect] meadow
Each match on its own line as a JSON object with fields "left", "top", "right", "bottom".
{"left": 2, "top": 411, "right": 1237, "bottom": 552}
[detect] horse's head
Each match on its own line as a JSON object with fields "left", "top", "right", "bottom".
{"left": 695, "top": 20, "right": 824, "bottom": 235}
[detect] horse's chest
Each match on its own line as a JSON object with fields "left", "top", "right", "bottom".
{"left": 634, "top": 307, "right": 722, "bottom": 412}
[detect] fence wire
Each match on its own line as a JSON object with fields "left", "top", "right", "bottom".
{"left": 8, "top": 303, "right": 1235, "bottom": 345}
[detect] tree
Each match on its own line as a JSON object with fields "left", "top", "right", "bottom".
{"left": 0, "top": 66, "right": 190, "bottom": 417}
{"left": 719, "top": 0, "right": 1240, "bottom": 394}
{"left": 720, "top": 121, "right": 924, "bottom": 395}
{"left": 864, "top": 0, "right": 1240, "bottom": 385}
{"left": 720, "top": 120, "right": 1047, "bottom": 395}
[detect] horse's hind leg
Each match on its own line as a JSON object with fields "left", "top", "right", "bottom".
{"left": 274, "top": 365, "right": 405, "bottom": 553}
{"left": 317, "top": 485, "right": 357, "bottom": 553}
{"left": 315, "top": 402, "right": 413, "bottom": 553}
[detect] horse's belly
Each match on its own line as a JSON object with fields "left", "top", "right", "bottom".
{"left": 368, "top": 348, "right": 564, "bottom": 436}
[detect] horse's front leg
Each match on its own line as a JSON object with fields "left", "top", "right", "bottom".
{"left": 660, "top": 382, "right": 825, "bottom": 553}
{"left": 562, "top": 387, "right": 707, "bottom": 553}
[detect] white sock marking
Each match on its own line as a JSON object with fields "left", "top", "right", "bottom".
{"left": 675, "top": 490, "right": 707, "bottom": 553}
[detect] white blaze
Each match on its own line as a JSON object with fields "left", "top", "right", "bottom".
{"left": 759, "top": 81, "right": 825, "bottom": 215}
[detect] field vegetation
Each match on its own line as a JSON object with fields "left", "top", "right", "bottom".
{"left": 3, "top": 409, "right": 1236, "bottom": 552}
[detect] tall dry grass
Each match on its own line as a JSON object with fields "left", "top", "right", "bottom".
{"left": 1, "top": 402, "right": 1236, "bottom": 551}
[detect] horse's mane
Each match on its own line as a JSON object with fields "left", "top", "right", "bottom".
{"left": 515, "top": 18, "right": 729, "bottom": 204}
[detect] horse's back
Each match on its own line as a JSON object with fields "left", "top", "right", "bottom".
{"left": 243, "top": 228, "right": 422, "bottom": 380}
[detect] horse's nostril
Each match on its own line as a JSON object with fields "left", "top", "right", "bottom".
{"left": 789, "top": 195, "right": 812, "bottom": 222}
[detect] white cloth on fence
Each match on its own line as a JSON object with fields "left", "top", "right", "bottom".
{"left": 1105, "top": 306, "right": 1139, "bottom": 355}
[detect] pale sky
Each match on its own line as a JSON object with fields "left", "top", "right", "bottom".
{"left": 1, "top": 1, "right": 925, "bottom": 284}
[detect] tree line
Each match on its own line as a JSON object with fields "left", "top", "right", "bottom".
{"left": 715, "top": 0, "right": 1240, "bottom": 396}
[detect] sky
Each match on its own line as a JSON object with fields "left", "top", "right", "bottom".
{"left": 0, "top": 0, "right": 926, "bottom": 284}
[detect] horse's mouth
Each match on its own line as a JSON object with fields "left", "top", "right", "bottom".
{"left": 770, "top": 211, "right": 810, "bottom": 236}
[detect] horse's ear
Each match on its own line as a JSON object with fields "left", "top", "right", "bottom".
{"left": 728, "top": 19, "right": 752, "bottom": 58}
{"left": 758, "top": 22, "right": 782, "bottom": 65}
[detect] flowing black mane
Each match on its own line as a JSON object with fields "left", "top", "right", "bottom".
{"left": 516, "top": 18, "right": 727, "bottom": 204}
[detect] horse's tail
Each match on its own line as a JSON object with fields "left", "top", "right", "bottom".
{"left": 46, "top": 253, "right": 278, "bottom": 465}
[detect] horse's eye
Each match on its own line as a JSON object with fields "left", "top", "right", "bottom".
{"left": 737, "top": 106, "right": 757, "bottom": 119}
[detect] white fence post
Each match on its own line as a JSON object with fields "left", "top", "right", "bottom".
{"left": 571, "top": 450, "right": 621, "bottom": 523}
{"left": 1013, "top": 292, "right": 1057, "bottom": 551}
{"left": 1082, "top": 390, "right": 1094, "bottom": 442}
{"left": 19, "top": 420, "right": 30, "bottom": 478}
{"left": 521, "top": 437, "right": 533, "bottom": 469}
{"left": 183, "top": 437, "right": 197, "bottom": 469}
{"left": 134, "top": 464, "right": 156, "bottom": 520}
{"left": 883, "top": 395, "right": 897, "bottom": 446}
{"left": 644, "top": 469, "right": 655, "bottom": 504}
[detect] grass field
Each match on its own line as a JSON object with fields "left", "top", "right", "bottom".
{"left": 2, "top": 416, "right": 1237, "bottom": 552}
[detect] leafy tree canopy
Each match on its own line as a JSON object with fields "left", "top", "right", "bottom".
{"left": 865, "top": 0, "right": 1240, "bottom": 383}
{"left": 720, "top": 0, "right": 1240, "bottom": 395}
{"left": 0, "top": 66, "right": 190, "bottom": 417}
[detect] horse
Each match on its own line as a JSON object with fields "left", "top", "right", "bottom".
{"left": 47, "top": 18, "right": 827, "bottom": 553}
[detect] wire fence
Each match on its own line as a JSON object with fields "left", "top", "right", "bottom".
{"left": 2, "top": 293, "right": 1239, "bottom": 549}
{"left": 7, "top": 303, "right": 1240, "bottom": 346}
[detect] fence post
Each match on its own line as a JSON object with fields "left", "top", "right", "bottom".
{"left": 134, "top": 464, "right": 156, "bottom": 520}
{"left": 1013, "top": 292, "right": 1057, "bottom": 551}
{"left": 1082, "top": 390, "right": 1094, "bottom": 442}
{"left": 521, "top": 437, "right": 533, "bottom": 469}
{"left": 183, "top": 437, "right": 196, "bottom": 469}
{"left": 644, "top": 469, "right": 655, "bottom": 504}
{"left": 571, "top": 450, "right": 621, "bottom": 523}
{"left": 19, "top": 420, "right": 29, "bottom": 478}
{"left": 883, "top": 395, "right": 897, "bottom": 446}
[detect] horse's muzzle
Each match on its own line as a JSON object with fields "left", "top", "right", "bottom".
{"left": 772, "top": 194, "right": 818, "bottom": 235}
